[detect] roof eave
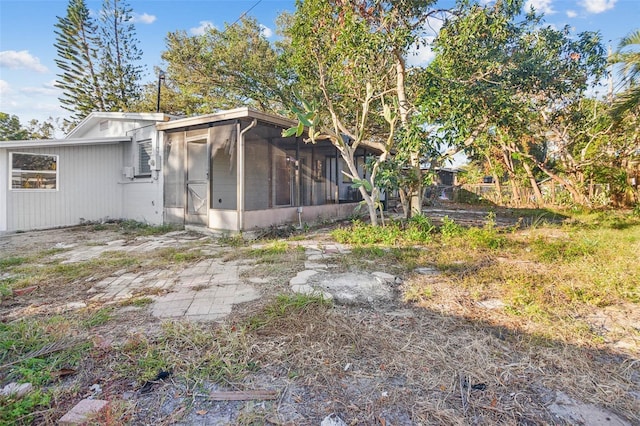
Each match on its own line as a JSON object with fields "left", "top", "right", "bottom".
{"left": 0, "top": 136, "right": 131, "bottom": 149}
{"left": 156, "top": 107, "right": 297, "bottom": 131}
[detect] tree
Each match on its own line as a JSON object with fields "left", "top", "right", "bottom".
{"left": 98, "top": 0, "right": 144, "bottom": 111}
{"left": 54, "top": 0, "right": 104, "bottom": 123}
{"left": 0, "top": 112, "right": 28, "bottom": 140}
{"left": 284, "top": 0, "right": 452, "bottom": 223}
{"left": 610, "top": 29, "right": 640, "bottom": 121}
{"left": 138, "top": 17, "right": 290, "bottom": 115}
{"left": 54, "top": 0, "right": 144, "bottom": 124}
{"left": 25, "top": 117, "right": 61, "bottom": 139}
{"left": 284, "top": 0, "right": 406, "bottom": 225}
{"left": 0, "top": 113, "right": 63, "bottom": 140}
{"left": 421, "top": 0, "right": 606, "bottom": 206}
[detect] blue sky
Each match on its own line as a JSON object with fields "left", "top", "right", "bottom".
{"left": 0, "top": 0, "right": 638, "bottom": 127}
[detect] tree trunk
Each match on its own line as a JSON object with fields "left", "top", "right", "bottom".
{"left": 522, "top": 161, "right": 543, "bottom": 206}
{"left": 395, "top": 53, "right": 422, "bottom": 217}
{"left": 537, "top": 163, "right": 590, "bottom": 206}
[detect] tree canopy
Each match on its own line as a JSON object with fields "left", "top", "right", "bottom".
{"left": 54, "top": 0, "right": 144, "bottom": 125}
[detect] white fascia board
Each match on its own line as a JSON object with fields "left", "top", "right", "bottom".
{"left": 65, "top": 112, "right": 170, "bottom": 138}
{"left": 0, "top": 136, "right": 130, "bottom": 149}
{"left": 156, "top": 107, "right": 297, "bottom": 131}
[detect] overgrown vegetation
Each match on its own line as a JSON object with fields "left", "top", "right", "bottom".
{"left": 1, "top": 208, "right": 638, "bottom": 424}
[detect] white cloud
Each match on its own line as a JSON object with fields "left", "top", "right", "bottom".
{"left": 21, "top": 82, "right": 60, "bottom": 96}
{"left": 566, "top": 9, "right": 578, "bottom": 18}
{"left": 525, "top": 0, "right": 555, "bottom": 15}
{"left": 406, "top": 15, "right": 446, "bottom": 67}
{"left": 0, "top": 50, "right": 48, "bottom": 73}
{"left": 259, "top": 24, "right": 273, "bottom": 38}
{"left": 579, "top": 0, "right": 616, "bottom": 13}
{"left": 407, "top": 42, "right": 436, "bottom": 66}
{"left": 0, "top": 79, "right": 11, "bottom": 96}
{"left": 132, "top": 12, "right": 156, "bottom": 24}
{"left": 190, "top": 21, "right": 215, "bottom": 36}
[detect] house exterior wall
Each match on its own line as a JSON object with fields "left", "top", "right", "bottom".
{"left": 120, "top": 125, "right": 163, "bottom": 225}
{"left": 243, "top": 204, "right": 358, "bottom": 230}
{"left": 121, "top": 180, "right": 163, "bottom": 225}
{"left": 69, "top": 119, "right": 152, "bottom": 139}
{"left": 0, "top": 149, "right": 8, "bottom": 231}
{"left": 4, "top": 144, "right": 123, "bottom": 231}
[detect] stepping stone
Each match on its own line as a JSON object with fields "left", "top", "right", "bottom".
{"left": 289, "top": 270, "right": 318, "bottom": 286}
{"left": 59, "top": 399, "right": 109, "bottom": 425}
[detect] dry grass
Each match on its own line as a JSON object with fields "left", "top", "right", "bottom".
{"left": 1, "top": 213, "right": 638, "bottom": 425}
{"left": 233, "top": 298, "right": 639, "bottom": 424}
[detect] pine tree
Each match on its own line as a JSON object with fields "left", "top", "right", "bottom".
{"left": 54, "top": 0, "right": 104, "bottom": 123}
{"left": 98, "top": 0, "right": 144, "bottom": 111}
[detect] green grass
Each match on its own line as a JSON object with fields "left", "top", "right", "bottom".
{"left": 83, "top": 307, "right": 114, "bottom": 328}
{"left": 337, "top": 209, "right": 639, "bottom": 343}
{"left": 0, "top": 257, "right": 28, "bottom": 269}
{"left": 117, "top": 220, "right": 179, "bottom": 236}
{"left": 332, "top": 215, "right": 435, "bottom": 246}
{"left": 116, "top": 321, "right": 258, "bottom": 384}
{"left": 249, "top": 242, "right": 305, "bottom": 264}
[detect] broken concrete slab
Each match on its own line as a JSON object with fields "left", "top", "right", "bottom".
{"left": 477, "top": 299, "right": 506, "bottom": 310}
{"left": 1, "top": 382, "right": 33, "bottom": 398}
{"left": 315, "top": 272, "right": 395, "bottom": 306}
{"left": 289, "top": 270, "right": 318, "bottom": 286}
{"left": 59, "top": 399, "right": 109, "bottom": 425}
{"left": 547, "top": 391, "right": 631, "bottom": 426}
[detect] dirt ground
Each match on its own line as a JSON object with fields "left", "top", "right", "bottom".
{"left": 1, "top": 207, "right": 639, "bottom": 425}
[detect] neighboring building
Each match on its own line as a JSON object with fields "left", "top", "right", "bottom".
{"left": 0, "top": 108, "right": 368, "bottom": 233}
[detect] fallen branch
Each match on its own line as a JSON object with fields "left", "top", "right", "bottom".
{"left": 0, "top": 338, "right": 87, "bottom": 370}
{"left": 207, "top": 390, "right": 279, "bottom": 401}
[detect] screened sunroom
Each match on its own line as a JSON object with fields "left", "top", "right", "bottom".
{"left": 157, "top": 108, "right": 370, "bottom": 232}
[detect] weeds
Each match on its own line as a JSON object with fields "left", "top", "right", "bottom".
{"left": 332, "top": 215, "right": 435, "bottom": 246}
{"left": 246, "top": 293, "right": 331, "bottom": 330}
{"left": 440, "top": 216, "right": 464, "bottom": 239}
{"left": 0, "top": 257, "right": 28, "bottom": 269}
{"left": 117, "top": 220, "right": 178, "bottom": 236}
{"left": 119, "top": 297, "right": 153, "bottom": 307}
{"left": 83, "top": 307, "right": 114, "bottom": 328}
{"left": 0, "top": 390, "right": 51, "bottom": 425}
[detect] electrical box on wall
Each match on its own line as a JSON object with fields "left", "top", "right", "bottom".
{"left": 122, "top": 167, "right": 134, "bottom": 179}
{"left": 148, "top": 153, "right": 161, "bottom": 171}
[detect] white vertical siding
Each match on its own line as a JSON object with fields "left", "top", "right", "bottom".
{"left": 0, "top": 149, "right": 8, "bottom": 231}
{"left": 6, "top": 144, "right": 123, "bottom": 231}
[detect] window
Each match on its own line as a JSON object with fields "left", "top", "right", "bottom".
{"left": 137, "top": 139, "right": 152, "bottom": 176}
{"left": 10, "top": 153, "right": 58, "bottom": 190}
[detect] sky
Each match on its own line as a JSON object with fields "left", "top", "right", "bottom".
{"left": 0, "top": 0, "right": 638, "bottom": 128}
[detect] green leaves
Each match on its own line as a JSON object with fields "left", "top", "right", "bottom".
{"left": 282, "top": 95, "right": 321, "bottom": 139}
{"left": 351, "top": 178, "right": 373, "bottom": 192}
{"left": 54, "top": 0, "right": 143, "bottom": 124}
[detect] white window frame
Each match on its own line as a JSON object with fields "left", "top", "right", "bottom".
{"left": 136, "top": 139, "right": 152, "bottom": 177}
{"left": 9, "top": 152, "right": 59, "bottom": 191}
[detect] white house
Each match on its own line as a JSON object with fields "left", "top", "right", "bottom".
{"left": 0, "top": 108, "right": 370, "bottom": 233}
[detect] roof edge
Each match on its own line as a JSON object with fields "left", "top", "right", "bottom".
{"left": 156, "top": 107, "right": 297, "bottom": 131}
{"left": 0, "top": 136, "right": 130, "bottom": 149}
{"left": 65, "top": 112, "right": 170, "bottom": 138}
